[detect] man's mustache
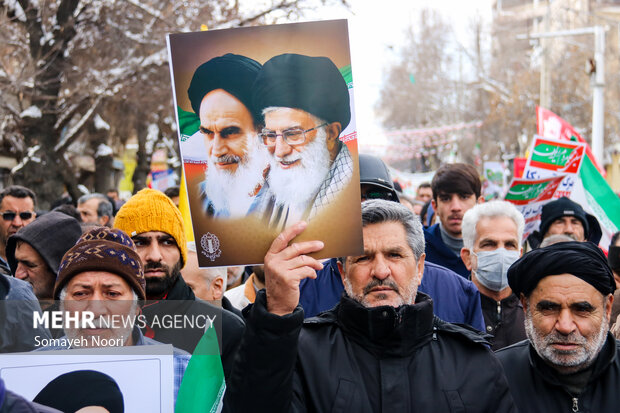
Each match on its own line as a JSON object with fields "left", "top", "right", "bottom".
{"left": 213, "top": 154, "right": 241, "bottom": 164}
{"left": 144, "top": 262, "right": 170, "bottom": 275}
{"left": 363, "top": 278, "right": 400, "bottom": 296}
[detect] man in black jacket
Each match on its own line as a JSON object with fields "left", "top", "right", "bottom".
{"left": 497, "top": 241, "right": 619, "bottom": 412}
{"left": 114, "top": 188, "right": 244, "bottom": 380}
{"left": 228, "top": 199, "right": 515, "bottom": 412}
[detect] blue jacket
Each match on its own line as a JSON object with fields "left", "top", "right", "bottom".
{"left": 423, "top": 223, "right": 470, "bottom": 278}
{"left": 299, "top": 258, "right": 485, "bottom": 332}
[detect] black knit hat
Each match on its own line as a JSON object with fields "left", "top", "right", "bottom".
{"left": 187, "top": 53, "right": 262, "bottom": 120}
{"left": 6, "top": 211, "right": 81, "bottom": 276}
{"left": 539, "top": 197, "right": 588, "bottom": 236}
{"left": 252, "top": 53, "right": 351, "bottom": 130}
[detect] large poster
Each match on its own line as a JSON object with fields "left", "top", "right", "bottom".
{"left": 167, "top": 20, "right": 363, "bottom": 267}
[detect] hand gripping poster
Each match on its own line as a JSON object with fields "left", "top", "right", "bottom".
{"left": 167, "top": 20, "right": 363, "bottom": 267}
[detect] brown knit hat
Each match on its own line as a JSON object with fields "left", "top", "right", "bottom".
{"left": 55, "top": 227, "right": 146, "bottom": 300}
{"left": 113, "top": 188, "right": 187, "bottom": 268}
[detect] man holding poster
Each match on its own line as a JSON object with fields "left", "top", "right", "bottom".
{"left": 249, "top": 53, "right": 354, "bottom": 231}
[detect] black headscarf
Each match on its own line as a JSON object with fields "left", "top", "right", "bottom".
{"left": 33, "top": 370, "right": 124, "bottom": 413}
{"left": 508, "top": 241, "right": 615, "bottom": 297}
{"left": 187, "top": 53, "right": 262, "bottom": 120}
{"left": 252, "top": 53, "right": 351, "bottom": 130}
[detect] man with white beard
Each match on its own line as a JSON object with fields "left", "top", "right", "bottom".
{"left": 187, "top": 53, "right": 266, "bottom": 218}
{"left": 249, "top": 53, "right": 354, "bottom": 230}
{"left": 496, "top": 241, "right": 620, "bottom": 412}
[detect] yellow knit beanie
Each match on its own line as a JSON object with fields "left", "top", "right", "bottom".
{"left": 114, "top": 188, "right": 187, "bottom": 268}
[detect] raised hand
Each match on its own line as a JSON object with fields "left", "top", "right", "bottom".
{"left": 264, "top": 221, "right": 324, "bottom": 315}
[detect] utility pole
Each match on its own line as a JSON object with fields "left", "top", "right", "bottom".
{"left": 592, "top": 25, "right": 605, "bottom": 165}
{"left": 518, "top": 26, "right": 607, "bottom": 164}
{"left": 539, "top": 2, "right": 551, "bottom": 110}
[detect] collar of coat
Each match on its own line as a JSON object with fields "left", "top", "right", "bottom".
{"left": 302, "top": 292, "right": 433, "bottom": 357}
{"left": 528, "top": 332, "right": 618, "bottom": 390}
{"left": 304, "top": 292, "right": 491, "bottom": 357}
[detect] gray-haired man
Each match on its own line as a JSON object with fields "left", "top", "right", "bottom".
{"left": 227, "top": 199, "right": 516, "bottom": 412}
{"left": 77, "top": 193, "right": 113, "bottom": 227}
{"left": 460, "top": 201, "right": 526, "bottom": 350}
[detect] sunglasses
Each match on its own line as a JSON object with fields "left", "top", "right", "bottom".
{"left": 1, "top": 211, "right": 34, "bottom": 221}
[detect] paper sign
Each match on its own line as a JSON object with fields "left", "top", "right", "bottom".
{"left": 525, "top": 136, "right": 585, "bottom": 177}
{"left": 536, "top": 106, "right": 605, "bottom": 176}
{"left": 504, "top": 175, "right": 566, "bottom": 206}
{"left": 167, "top": 20, "right": 363, "bottom": 267}
{"left": 0, "top": 345, "right": 175, "bottom": 412}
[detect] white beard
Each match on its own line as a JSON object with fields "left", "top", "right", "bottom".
{"left": 267, "top": 128, "right": 331, "bottom": 218}
{"left": 203, "top": 136, "right": 267, "bottom": 218}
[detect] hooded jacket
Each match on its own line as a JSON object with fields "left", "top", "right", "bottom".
{"left": 6, "top": 211, "right": 81, "bottom": 277}
{"left": 227, "top": 291, "right": 516, "bottom": 413}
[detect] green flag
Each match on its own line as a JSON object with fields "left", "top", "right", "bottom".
{"left": 577, "top": 157, "right": 620, "bottom": 246}
{"left": 175, "top": 326, "right": 225, "bottom": 413}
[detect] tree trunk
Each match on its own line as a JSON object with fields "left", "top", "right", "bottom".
{"left": 94, "top": 154, "right": 114, "bottom": 194}
{"left": 132, "top": 123, "right": 150, "bottom": 194}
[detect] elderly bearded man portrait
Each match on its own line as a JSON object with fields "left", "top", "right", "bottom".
{"left": 496, "top": 241, "right": 620, "bottom": 412}
{"left": 249, "top": 53, "right": 354, "bottom": 230}
{"left": 187, "top": 53, "right": 267, "bottom": 218}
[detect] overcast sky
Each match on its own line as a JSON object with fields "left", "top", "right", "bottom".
{"left": 304, "top": 0, "right": 494, "bottom": 148}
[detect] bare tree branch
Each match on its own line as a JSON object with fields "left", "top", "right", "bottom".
{"left": 54, "top": 95, "right": 102, "bottom": 153}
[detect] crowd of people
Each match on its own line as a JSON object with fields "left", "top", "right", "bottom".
{"left": 0, "top": 47, "right": 618, "bottom": 413}
{"left": 0, "top": 154, "right": 618, "bottom": 411}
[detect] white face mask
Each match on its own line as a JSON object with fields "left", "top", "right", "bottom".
{"left": 473, "top": 248, "right": 520, "bottom": 292}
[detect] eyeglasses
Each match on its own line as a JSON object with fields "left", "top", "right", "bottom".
{"left": 1, "top": 211, "right": 34, "bottom": 221}
{"left": 259, "top": 123, "right": 328, "bottom": 147}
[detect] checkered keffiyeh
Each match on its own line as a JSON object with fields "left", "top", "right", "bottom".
{"left": 308, "top": 144, "right": 353, "bottom": 220}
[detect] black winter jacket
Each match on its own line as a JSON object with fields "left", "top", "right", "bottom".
{"left": 227, "top": 291, "right": 516, "bottom": 413}
{"left": 480, "top": 293, "right": 526, "bottom": 351}
{"left": 496, "top": 334, "right": 620, "bottom": 412}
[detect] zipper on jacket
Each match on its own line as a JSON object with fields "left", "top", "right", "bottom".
{"left": 432, "top": 326, "right": 437, "bottom": 340}
{"left": 496, "top": 301, "right": 502, "bottom": 325}
{"left": 394, "top": 311, "right": 403, "bottom": 327}
{"left": 571, "top": 397, "right": 579, "bottom": 412}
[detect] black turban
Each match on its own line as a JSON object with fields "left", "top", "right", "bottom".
{"left": 33, "top": 370, "right": 124, "bottom": 413}
{"left": 252, "top": 53, "right": 351, "bottom": 130}
{"left": 508, "top": 241, "right": 615, "bottom": 297}
{"left": 187, "top": 53, "right": 262, "bottom": 119}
